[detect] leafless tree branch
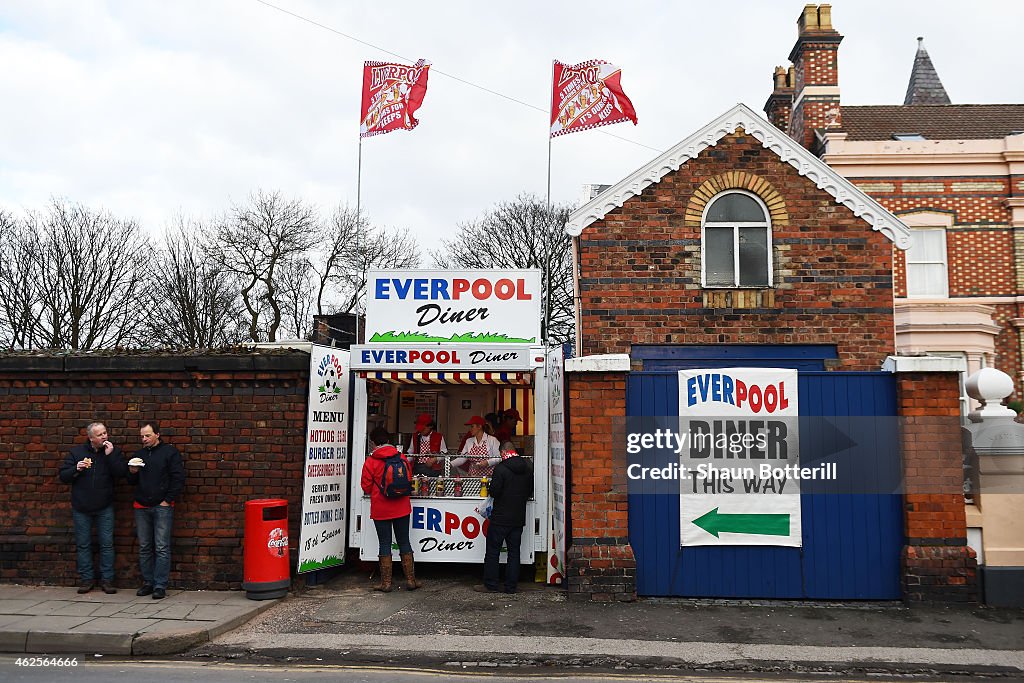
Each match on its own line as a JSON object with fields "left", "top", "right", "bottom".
{"left": 141, "top": 217, "right": 245, "bottom": 348}
{"left": 432, "top": 194, "right": 574, "bottom": 345}
{"left": 209, "top": 190, "right": 320, "bottom": 342}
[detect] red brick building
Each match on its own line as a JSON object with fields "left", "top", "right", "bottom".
{"left": 567, "top": 103, "right": 909, "bottom": 367}
{"left": 764, "top": 4, "right": 1024, "bottom": 403}
{"left": 560, "top": 104, "right": 982, "bottom": 603}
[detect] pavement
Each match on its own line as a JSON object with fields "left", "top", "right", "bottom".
{"left": 3, "top": 567, "right": 1024, "bottom": 678}
{"left": 196, "top": 565, "right": 1024, "bottom": 678}
{"left": 0, "top": 584, "right": 277, "bottom": 656}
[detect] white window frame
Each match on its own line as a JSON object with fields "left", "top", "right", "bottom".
{"left": 905, "top": 227, "right": 949, "bottom": 299}
{"left": 700, "top": 190, "right": 773, "bottom": 288}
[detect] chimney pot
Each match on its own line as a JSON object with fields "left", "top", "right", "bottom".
{"left": 800, "top": 5, "right": 819, "bottom": 33}
{"left": 787, "top": 66, "right": 795, "bottom": 88}
{"left": 818, "top": 4, "right": 833, "bottom": 30}
{"left": 773, "top": 66, "right": 787, "bottom": 89}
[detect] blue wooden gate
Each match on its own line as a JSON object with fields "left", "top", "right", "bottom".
{"left": 627, "top": 371, "right": 903, "bottom": 599}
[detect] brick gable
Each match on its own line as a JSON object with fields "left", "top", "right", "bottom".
{"left": 577, "top": 130, "right": 895, "bottom": 369}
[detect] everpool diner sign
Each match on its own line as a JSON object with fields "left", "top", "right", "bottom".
{"left": 677, "top": 368, "right": 802, "bottom": 548}
{"left": 350, "top": 344, "right": 535, "bottom": 371}
{"left": 365, "top": 269, "right": 542, "bottom": 345}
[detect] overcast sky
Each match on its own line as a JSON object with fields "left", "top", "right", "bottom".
{"left": 2, "top": 0, "right": 1022, "bottom": 255}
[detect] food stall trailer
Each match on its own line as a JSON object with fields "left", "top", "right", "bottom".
{"left": 346, "top": 269, "right": 563, "bottom": 571}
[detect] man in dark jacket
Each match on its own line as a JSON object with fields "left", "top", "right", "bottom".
{"left": 126, "top": 421, "right": 185, "bottom": 600}
{"left": 58, "top": 422, "right": 126, "bottom": 594}
{"left": 476, "top": 446, "right": 533, "bottom": 594}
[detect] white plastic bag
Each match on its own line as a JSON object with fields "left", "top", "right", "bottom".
{"left": 475, "top": 495, "right": 494, "bottom": 519}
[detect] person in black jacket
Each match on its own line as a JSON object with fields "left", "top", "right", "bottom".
{"left": 475, "top": 444, "right": 533, "bottom": 594}
{"left": 126, "top": 421, "right": 185, "bottom": 600}
{"left": 58, "top": 422, "right": 126, "bottom": 594}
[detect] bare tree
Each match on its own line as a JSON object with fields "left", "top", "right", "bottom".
{"left": 0, "top": 210, "right": 44, "bottom": 349}
{"left": 277, "top": 255, "right": 317, "bottom": 340}
{"left": 310, "top": 205, "right": 422, "bottom": 316}
{"left": 432, "top": 194, "right": 574, "bottom": 345}
{"left": 141, "top": 218, "right": 245, "bottom": 348}
{"left": 0, "top": 210, "right": 38, "bottom": 350}
{"left": 338, "top": 224, "right": 422, "bottom": 315}
{"left": 209, "top": 190, "right": 319, "bottom": 342}
{"left": 27, "top": 199, "right": 149, "bottom": 350}
{"left": 310, "top": 205, "right": 361, "bottom": 316}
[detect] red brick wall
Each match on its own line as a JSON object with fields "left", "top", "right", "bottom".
{"left": 852, "top": 176, "right": 1016, "bottom": 297}
{"left": 991, "top": 304, "right": 1022, "bottom": 394}
{"left": 0, "top": 352, "right": 309, "bottom": 590}
{"left": 565, "top": 371, "right": 635, "bottom": 602}
{"left": 788, "top": 31, "right": 842, "bottom": 150}
{"left": 577, "top": 130, "right": 895, "bottom": 369}
{"left": 791, "top": 97, "right": 838, "bottom": 151}
{"left": 897, "top": 371, "right": 978, "bottom": 602}
{"left": 851, "top": 176, "right": 1023, "bottom": 395}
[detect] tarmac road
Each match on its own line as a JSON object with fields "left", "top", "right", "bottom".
{"left": 191, "top": 566, "right": 1024, "bottom": 679}
{"left": 0, "top": 657, "right": 1002, "bottom": 682}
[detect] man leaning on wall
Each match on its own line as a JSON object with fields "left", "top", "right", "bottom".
{"left": 58, "top": 422, "right": 127, "bottom": 594}
{"left": 127, "top": 421, "right": 185, "bottom": 600}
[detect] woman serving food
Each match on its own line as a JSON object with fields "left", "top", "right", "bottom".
{"left": 451, "top": 415, "right": 500, "bottom": 476}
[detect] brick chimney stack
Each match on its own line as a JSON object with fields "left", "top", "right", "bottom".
{"left": 787, "top": 4, "right": 843, "bottom": 151}
{"left": 764, "top": 65, "right": 795, "bottom": 131}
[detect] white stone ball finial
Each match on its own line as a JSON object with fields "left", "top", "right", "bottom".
{"left": 966, "top": 368, "right": 1016, "bottom": 419}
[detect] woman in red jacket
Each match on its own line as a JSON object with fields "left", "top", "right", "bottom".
{"left": 360, "top": 430, "right": 421, "bottom": 592}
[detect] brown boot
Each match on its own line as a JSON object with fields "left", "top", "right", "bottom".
{"left": 372, "top": 556, "right": 393, "bottom": 592}
{"left": 400, "top": 552, "right": 422, "bottom": 590}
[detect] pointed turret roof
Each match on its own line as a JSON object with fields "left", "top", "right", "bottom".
{"left": 904, "top": 37, "right": 950, "bottom": 105}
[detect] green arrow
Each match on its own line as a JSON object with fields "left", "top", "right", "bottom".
{"left": 692, "top": 507, "right": 790, "bottom": 538}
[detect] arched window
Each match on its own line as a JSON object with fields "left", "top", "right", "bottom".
{"left": 701, "top": 191, "right": 771, "bottom": 287}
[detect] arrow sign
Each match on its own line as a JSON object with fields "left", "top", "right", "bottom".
{"left": 692, "top": 507, "right": 790, "bottom": 538}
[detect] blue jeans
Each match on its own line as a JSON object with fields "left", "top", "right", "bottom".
{"left": 135, "top": 505, "right": 173, "bottom": 589}
{"left": 373, "top": 516, "right": 412, "bottom": 556}
{"left": 72, "top": 505, "right": 115, "bottom": 583}
{"left": 483, "top": 523, "right": 523, "bottom": 592}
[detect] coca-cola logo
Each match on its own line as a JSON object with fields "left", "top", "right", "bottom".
{"left": 267, "top": 527, "right": 288, "bottom": 557}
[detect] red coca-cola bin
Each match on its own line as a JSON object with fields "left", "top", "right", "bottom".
{"left": 243, "top": 499, "right": 290, "bottom": 600}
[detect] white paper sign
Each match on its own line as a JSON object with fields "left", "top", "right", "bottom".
{"left": 365, "top": 269, "right": 542, "bottom": 345}
{"left": 546, "top": 346, "right": 567, "bottom": 584}
{"left": 298, "top": 346, "right": 350, "bottom": 573}
{"left": 677, "top": 368, "right": 802, "bottom": 547}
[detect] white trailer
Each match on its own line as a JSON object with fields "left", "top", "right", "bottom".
{"left": 348, "top": 344, "right": 551, "bottom": 563}
{"left": 344, "top": 269, "right": 565, "bottom": 574}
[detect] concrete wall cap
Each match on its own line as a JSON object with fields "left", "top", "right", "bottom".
{"left": 882, "top": 355, "right": 967, "bottom": 374}
{"left": 247, "top": 341, "right": 314, "bottom": 352}
{"left": 565, "top": 354, "right": 631, "bottom": 373}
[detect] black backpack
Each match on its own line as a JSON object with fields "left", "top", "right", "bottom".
{"left": 378, "top": 454, "right": 412, "bottom": 498}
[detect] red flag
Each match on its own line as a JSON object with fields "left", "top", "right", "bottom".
{"left": 360, "top": 59, "right": 431, "bottom": 138}
{"left": 550, "top": 59, "right": 637, "bottom": 138}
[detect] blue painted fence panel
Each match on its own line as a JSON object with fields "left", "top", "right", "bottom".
{"left": 627, "top": 370, "right": 902, "bottom": 599}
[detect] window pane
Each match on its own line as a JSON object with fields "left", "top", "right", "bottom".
{"left": 738, "top": 228, "right": 769, "bottom": 286}
{"left": 907, "top": 263, "right": 946, "bottom": 297}
{"left": 909, "top": 230, "right": 944, "bottom": 262}
{"left": 706, "top": 194, "right": 765, "bottom": 222}
{"left": 705, "top": 227, "right": 735, "bottom": 286}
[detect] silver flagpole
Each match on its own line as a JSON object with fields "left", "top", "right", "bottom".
{"left": 543, "top": 60, "right": 556, "bottom": 347}
{"left": 546, "top": 60, "right": 555, "bottom": 208}
{"left": 355, "top": 135, "right": 363, "bottom": 347}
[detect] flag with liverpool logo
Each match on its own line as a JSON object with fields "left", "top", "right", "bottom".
{"left": 550, "top": 59, "right": 637, "bottom": 138}
{"left": 360, "top": 58, "right": 431, "bottom": 138}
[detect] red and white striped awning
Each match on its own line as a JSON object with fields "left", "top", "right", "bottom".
{"left": 361, "top": 371, "right": 532, "bottom": 385}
